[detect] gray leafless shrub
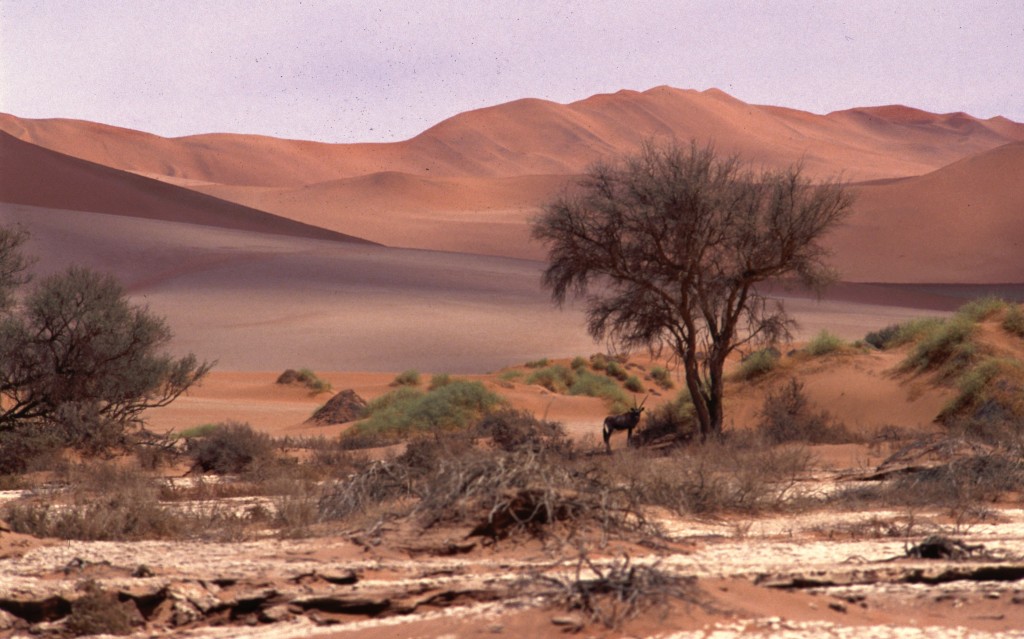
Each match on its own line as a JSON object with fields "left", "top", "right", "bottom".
{"left": 538, "top": 551, "right": 698, "bottom": 629}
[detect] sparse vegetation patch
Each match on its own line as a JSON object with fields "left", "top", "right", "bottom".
{"left": 343, "top": 380, "right": 505, "bottom": 446}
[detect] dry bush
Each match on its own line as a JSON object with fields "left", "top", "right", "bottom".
{"left": 474, "top": 407, "right": 569, "bottom": 453}
{"left": 756, "top": 378, "right": 857, "bottom": 444}
{"left": 633, "top": 394, "right": 696, "bottom": 448}
{"left": 606, "top": 439, "right": 812, "bottom": 516}
{"left": 0, "top": 422, "right": 64, "bottom": 475}
{"left": 539, "top": 551, "right": 698, "bottom": 630}
{"left": 186, "top": 421, "right": 276, "bottom": 474}
{"left": 412, "top": 447, "right": 656, "bottom": 542}
{"left": 66, "top": 580, "right": 137, "bottom": 636}
{"left": 2, "top": 463, "right": 190, "bottom": 541}
{"left": 828, "top": 436, "right": 1024, "bottom": 525}
{"left": 317, "top": 457, "right": 416, "bottom": 523}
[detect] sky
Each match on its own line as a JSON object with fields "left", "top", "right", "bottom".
{"left": 1, "top": 0, "right": 1022, "bottom": 143}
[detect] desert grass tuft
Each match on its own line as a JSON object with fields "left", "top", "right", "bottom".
{"left": 805, "top": 330, "right": 844, "bottom": 356}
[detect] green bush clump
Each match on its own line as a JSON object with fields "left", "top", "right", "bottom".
{"left": 649, "top": 366, "right": 674, "bottom": 389}
{"left": 806, "top": 330, "right": 844, "bottom": 356}
{"left": 901, "top": 317, "right": 979, "bottom": 378}
{"left": 429, "top": 373, "right": 452, "bottom": 390}
{"left": 624, "top": 376, "right": 645, "bottom": 393}
{"left": 525, "top": 358, "right": 550, "bottom": 369}
{"left": 863, "top": 324, "right": 902, "bottom": 350}
{"left": 571, "top": 356, "right": 589, "bottom": 370}
{"left": 589, "top": 353, "right": 609, "bottom": 371}
{"left": 525, "top": 365, "right": 631, "bottom": 411}
{"left": 391, "top": 369, "right": 421, "bottom": 387}
{"left": 569, "top": 369, "right": 631, "bottom": 412}
{"left": 605, "top": 360, "right": 629, "bottom": 381}
{"left": 955, "top": 296, "right": 1007, "bottom": 323}
{"left": 345, "top": 380, "right": 505, "bottom": 443}
{"left": 527, "top": 365, "right": 576, "bottom": 393}
{"left": 735, "top": 348, "right": 780, "bottom": 380}
{"left": 1003, "top": 304, "right": 1024, "bottom": 338}
{"left": 939, "top": 358, "right": 1024, "bottom": 445}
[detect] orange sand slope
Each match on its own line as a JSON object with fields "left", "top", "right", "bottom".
{"left": 4, "top": 86, "right": 1021, "bottom": 274}
{"left": 831, "top": 142, "right": 1024, "bottom": 283}
{"left": 0, "top": 131, "right": 373, "bottom": 245}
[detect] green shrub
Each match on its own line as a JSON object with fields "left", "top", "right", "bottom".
{"left": 589, "top": 353, "right": 609, "bottom": 371}
{"left": 955, "top": 296, "right": 1007, "bottom": 323}
{"left": 526, "top": 365, "right": 576, "bottom": 393}
{"left": 624, "top": 376, "right": 645, "bottom": 393}
{"left": 888, "top": 317, "right": 946, "bottom": 349}
{"left": 901, "top": 317, "right": 979, "bottom": 377}
{"left": 429, "top": 373, "right": 452, "bottom": 390}
{"left": 806, "top": 330, "right": 844, "bottom": 356}
{"left": 179, "top": 423, "right": 220, "bottom": 439}
{"left": 498, "top": 369, "right": 524, "bottom": 384}
{"left": 346, "top": 380, "right": 505, "bottom": 443}
{"left": 391, "top": 369, "right": 421, "bottom": 386}
{"left": 1003, "top": 304, "right": 1024, "bottom": 338}
{"left": 605, "top": 360, "right": 629, "bottom": 381}
{"left": 568, "top": 369, "right": 631, "bottom": 412}
{"left": 570, "top": 356, "right": 589, "bottom": 370}
{"left": 864, "top": 324, "right": 902, "bottom": 350}
{"left": 735, "top": 348, "right": 780, "bottom": 380}
{"left": 649, "top": 366, "right": 674, "bottom": 389}
{"left": 297, "top": 368, "right": 332, "bottom": 394}
{"left": 939, "top": 358, "right": 1024, "bottom": 446}
{"left": 186, "top": 421, "right": 275, "bottom": 474}
{"left": 525, "top": 358, "right": 550, "bottom": 369}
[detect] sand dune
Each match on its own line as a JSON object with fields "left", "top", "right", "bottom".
{"left": 0, "top": 132, "right": 373, "bottom": 245}
{"left": 829, "top": 142, "right": 1024, "bottom": 283}
{"left": 5, "top": 87, "right": 1021, "bottom": 277}
{"left": 4, "top": 87, "right": 1020, "bottom": 187}
{"left": 189, "top": 172, "right": 568, "bottom": 257}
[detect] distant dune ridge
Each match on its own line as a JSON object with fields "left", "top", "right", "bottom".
{"left": 2, "top": 86, "right": 1020, "bottom": 273}
{"left": 0, "top": 86, "right": 1021, "bottom": 370}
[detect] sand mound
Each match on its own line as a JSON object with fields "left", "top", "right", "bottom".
{"left": 0, "top": 132, "right": 373, "bottom": 245}
{"left": 829, "top": 142, "right": 1024, "bottom": 283}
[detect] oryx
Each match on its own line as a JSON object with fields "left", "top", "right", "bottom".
{"left": 602, "top": 394, "right": 648, "bottom": 453}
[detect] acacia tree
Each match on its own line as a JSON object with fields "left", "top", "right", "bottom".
{"left": 0, "top": 227, "right": 212, "bottom": 448}
{"left": 532, "top": 141, "right": 853, "bottom": 440}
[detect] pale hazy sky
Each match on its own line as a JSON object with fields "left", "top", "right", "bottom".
{"left": 2, "top": 0, "right": 1021, "bottom": 143}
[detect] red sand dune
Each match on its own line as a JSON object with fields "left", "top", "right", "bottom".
{"left": 829, "top": 142, "right": 1024, "bottom": 283}
{"left": 0, "top": 132, "right": 373, "bottom": 245}
{"left": 4, "top": 86, "right": 1021, "bottom": 275}
{"left": 4, "top": 87, "right": 1021, "bottom": 186}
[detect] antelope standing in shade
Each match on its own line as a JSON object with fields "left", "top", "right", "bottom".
{"left": 602, "top": 395, "right": 648, "bottom": 453}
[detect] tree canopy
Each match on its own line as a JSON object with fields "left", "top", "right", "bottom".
{"left": 532, "top": 141, "right": 853, "bottom": 439}
{"left": 0, "top": 225, "right": 212, "bottom": 450}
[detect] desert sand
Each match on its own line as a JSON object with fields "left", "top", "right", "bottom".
{"left": 1, "top": 87, "right": 1023, "bottom": 638}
